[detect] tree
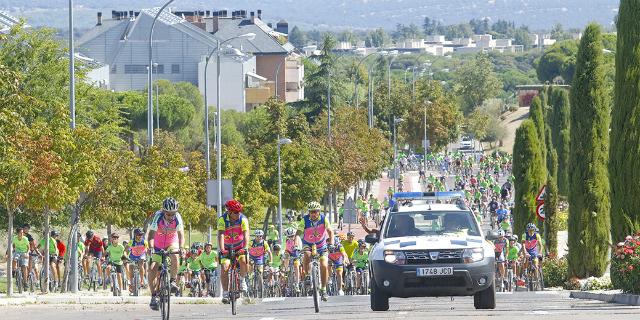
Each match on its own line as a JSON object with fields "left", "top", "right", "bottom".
{"left": 454, "top": 53, "right": 502, "bottom": 114}
{"left": 536, "top": 40, "right": 579, "bottom": 84}
{"left": 544, "top": 150, "right": 560, "bottom": 256}
{"left": 529, "top": 96, "right": 547, "bottom": 179}
{"left": 568, "top": 23, "right": 611, "bottom": 278}
{"left": 610, "top": 0, "right": 640, "bottom": 243}
{"left": 423, "top": 17, "right": 441, "bottom": 35}
{"left": 513, "top": 27, "right": 532, "bottom": 48}
{"left": 549, "top": 88, "right": 571, "bottom": 195}
{"left": 289, "top": 26, "right": 307, "bottom": 49}
{"left": 512, "top": 120, "right": 545, "bottom": 237}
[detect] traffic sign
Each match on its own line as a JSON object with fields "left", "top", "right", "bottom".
{"left": 535, "top": 185, "right": 546, "bottom": 202}
{"left": 342, "top": 197, "right": 358, "bottom": 224}
{"left": 206, "top": 179, "right": 233, "bottom": 207}
{"left": 536, "top": 202, "right": 545, "bottom": 220}
{"left": 422, "top": 139, "right": 430, "bottom": 149}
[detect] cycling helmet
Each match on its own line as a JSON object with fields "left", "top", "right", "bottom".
{"left": 273, "top": 244, "right": 281, "bottom": 251}
{"left": 225, "top": 199, "right": 243, "bottom": 213}
{"left": 526, "top": 223, "right": 536, "bottom": 231}
{"left": 254, "top": 230, "right": 265, "bottom": 237}
{"left": 50, "top": 230, "right": 59, "bottom": 237}
{"left": 509, "top": 235, "right": 518, "bottom": 241}
{"left": 190, "top": 248, "right": 198, "bottom": 255}
{"left": 134, "top": 228, "right": 144, "bottom": 236}
{"left": 334, "top": 236, "right": 341, "bottom": 244}
{"left": 497, "top": 229, "right": 505, "bottom": 237}
{"left": 307, "top": 201, "right": 322, "bottom": 211}
{"left": 162, "top": 197, "right": 179, "bottom": 212}
{"left": 284, "top": 227, "right": 296, "bottom": 237}
{"left": 195, "top": 242, "right": 204, "bottom": 249}
{"left": 357, "top": 239, "right": 366, "bottom": 246}
{"left": 347, "top": 231, "right": 355, "bottom": 237}
{"left": 102, "top": 237, "right": 108, "bottom": 243}
{"left": 86, "top": 230, "right": 94, "bottom": 239}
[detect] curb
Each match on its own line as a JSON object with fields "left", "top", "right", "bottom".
{"left": 0, "top": 295, "right": 223, "bottom": 306}
{"left": 570, "top": 291, "right": 640, "bottom": 306}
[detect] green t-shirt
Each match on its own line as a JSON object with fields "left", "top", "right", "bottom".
{"left": 352, "top": 249, "right": 369, "bottom": 268}
{"left": 507, "top": 244, "right": 520, "bottom": 261}
{"left": 179, "top": 259, "right": 189, "bottom": 273}
{"left": 106, "top": 244, "right": 125, "bottom": 265}
{"left": 77, "top": 242, "right": 85, "bottom": 258}
{"left": 266, "top": 229, "right": 279, "bottom": 241}
{"left": 199, "top": 251, "right": 218, "bottom": 269}
{"left": 39, "top": 237, "right": 58, "bottom": 255}
{"left": 188, "top": 256, "right": 202, "bottom": 271}
{"left": 13, "top": 236, "right": 30, "bottom": 253}
{"left": 270, "top": 252, "right": 283, "bottom": 268}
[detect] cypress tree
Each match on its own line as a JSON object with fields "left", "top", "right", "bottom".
{"left": 529, "top": 96, "right": 548, "bottom": 178}
{"left": 545, "top": 150, "right": 559, "bottom": 256}
{"left": 610, "top": 0, "right": 640, "bottom": 242}
{"left": 512, "top": 120, "right": 546, "bottom": 237}
{"left": 568, "top": 23, "right": 611, "bottom": 278}
{"left": 549, "top": 89, "right": 571, "bottom": 195}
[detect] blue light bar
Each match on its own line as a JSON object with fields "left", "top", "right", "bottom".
{"left": 393, "top": 191, "right": 465, "bottom": 201}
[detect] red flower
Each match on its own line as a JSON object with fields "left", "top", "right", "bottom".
{"left": 628, "top": 265, "right": 634, "bottom": 271}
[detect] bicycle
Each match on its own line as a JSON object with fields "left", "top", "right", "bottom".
{"left": 344, "top": 264, "right": 357, "bottom": 296}
{"left": 129, "top": 260, "right": 144, "bottom": 296}
{"left": 28, "top": 251, "right": 40, "bottom": 293}
{"left": 327, "top": 264, "right": 338, "bottom": 296}
{"left": 284, "top": 253, "right": 301, "bottom": 297}
{"left": 248, "top": 263, "right": 264, "bottom": 299}
{"left": 358, "top": 265, "right": 370, "bottom": 295}
{"left": 40, "top": 255, "right": 58, "bottom": 293}
{"left": 155, "top": 249, "right": 179, "bottom": 320}
{"left": 494, "top": 261, "right": 507, "bottom": 292}
{"left": 523, "top": 255, "right": 544, "bottom": 291}
{"left": 109, "top": 262, "right": 122, "bottom": 296}
{"left": 225, "top": 249, "right": 246, "bottom": 316}
{"left": 86, "top": 256, "right": 100, "bottom": 291}
{"left": 204, "top": 268, "right": 218, "bottom": 297}
{"left": 306, "top": 244, "right": 321, "bottom": 313}
{"left": 12, "top": 253, "right": 28, "bottom": 294}
{"left": 189, "top": 270, "right": 203, "bottom": 297}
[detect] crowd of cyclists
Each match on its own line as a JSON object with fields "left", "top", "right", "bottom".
{"left": 5, "top": 148, "right": 548, "bottom": 314}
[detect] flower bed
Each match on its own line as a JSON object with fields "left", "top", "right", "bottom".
{"left": 611, "top": 233, "right": 640, "bottom": 294}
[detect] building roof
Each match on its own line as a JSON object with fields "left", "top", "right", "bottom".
{"left": 215, "top": 18, "right": 292, "bottom": 55}
{"left": 0, "top": 11, "right": 29, "bottom": 33}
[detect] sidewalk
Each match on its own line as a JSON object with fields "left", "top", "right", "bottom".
{"left": 0, "top": 293, "right": 222, "bottom": 306}
{"left": 570, "top": 290, "right": 640, "bottom": 306}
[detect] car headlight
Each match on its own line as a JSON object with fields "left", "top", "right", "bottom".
{"left": 384, "top": 250, "right": 406, "bottom": 265}
{"left": 463, "top": 247, "right": 484, "bottom": 263}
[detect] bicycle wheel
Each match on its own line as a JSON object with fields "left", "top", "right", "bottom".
{"left": 15, "top": 270, "right": 23, "bottom": 294}
{"left": 311, "top": 263, "right": 320, "bottom": 313}
{"left": 29, "top": 272, "right": 35, "bottom": 293}
{"left": 537, "top": 267, "right": 545, "bottom": 291}
{"left": 230, "top": 268, "right": 238, "bottom": 315}
{"left": 362, "top": 271, "right": 369, "bottom": 295}
{"left": 133, "top": 272, "right": 140, "bottom": 296}
{"left": 160, "top": 272, "right": 170, "bottom": 320}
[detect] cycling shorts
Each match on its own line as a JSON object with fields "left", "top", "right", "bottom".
{"left": 356, "top": 267, "right": 367, "bottom": 273}
{"left": 250, "top": 256, "right": 265, "bottom": 266}
{"left": 494, "top": 252, "right": 506, "bottom": 262}
{"left": 151, "top": 246, "right": 179, "bottom": 264}
{"left": 13, "top": 252, "right": 29, "bottom": 267}
{"left": 302, "top": 244, "right": 328, "bottom": 257}
{"left": 109, "top": 263, "right": 124, "bottom": 273}
{"left": 88, "top": 250, "right": 103, "bottom": 260}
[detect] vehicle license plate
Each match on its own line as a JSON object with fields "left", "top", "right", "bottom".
{"left": 416, "top": 267, "right": 453, "bottom": 277}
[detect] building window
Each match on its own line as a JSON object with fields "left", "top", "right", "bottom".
{"left": 110, "top": 65, "right": 117, "bottom": 74}
{"left": 171, "top": 64, "right": 180, "bottom": 74}
{"left": 124, "top": 65, "right": 148, "bottom": 74}
{"left": 153, "top": 64, "right": 165, "bottom": 74}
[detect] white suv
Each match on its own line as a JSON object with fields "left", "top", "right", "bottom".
{"left": 365, "top": 192, "right": 496, "bottom": 311}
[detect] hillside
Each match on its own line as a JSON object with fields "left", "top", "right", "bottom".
{"left": 499, "top": 106, "right": 530, "bottom": 153}
{"left": 1, "top": 0, "right": 619, "bottom": 31}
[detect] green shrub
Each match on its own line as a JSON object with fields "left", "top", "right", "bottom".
{"left": 557, "top": 210, "right": 568, "bottom": 231}
{"left": 611, "top": 233, "right": 640, "bottom": 294}
{"left": 542, "top": 255, "right": 568, "bottom": 287}
{"left": 581, "top": 276, "right": 613, "bottom": 291}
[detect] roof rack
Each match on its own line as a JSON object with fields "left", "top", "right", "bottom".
{"left": 391, "top": 191, "right": 467, "bottom": 211}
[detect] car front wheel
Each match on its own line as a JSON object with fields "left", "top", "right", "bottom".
{"left": 370, "top": 277, "right": 389, "bottom": 311}
{"left": 474, "top": 280, "right": 496, "bottom": 309}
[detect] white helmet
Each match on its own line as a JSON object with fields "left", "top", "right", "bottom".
{"left": 254, "top": 230, "right": 264, "bottom": 237}
{"left": 284, "top": 227, "right": 297, "bottom": 237}
{"left": 497, "top": 229, "right": 505, "bottom": 237}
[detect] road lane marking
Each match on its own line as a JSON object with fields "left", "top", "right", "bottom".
{"left": 262, "top": 297, "right": 286, "bottom": 302}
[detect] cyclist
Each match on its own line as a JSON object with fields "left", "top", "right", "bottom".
{"left": 148, "top": 197, "right": 186, "bottom": 311}
{"left": 493, "top": 230, "right": 508, "bottom": 283}
{"left": 522, "top": 223, "right": 543, "bottom": 276}
{"left": 22, "top": 224, "right": 39, "bottom": 282}
{"left": 298, "top": 201, "right": 334, "bottom": 302}
{"left": 10, "top": 227, "right": 30, "bottom": 288}
{"left": 127, "top": 228, "right": 148, "bottom": 292}
{"left": 248, "top": 229, "right": 271, "bottom": 284}
{"left": 327, "top": 236, "right": 349, "bottom": 296}
{"left": 496, "top": 204, "right": 510, "bottom": 231}
{"left": 53, "top": 231, "right": 66, "bottom": 287}
{"left": 186, "top": 248, "right": 204, "bottom": 295}
{"left": 105, "top": 232, "right": 125, "bottom": 295}
{"left": 84, "top": 230, "right": 104, "bottom": 285}
{"left": 341, "top": 231, "right": 358, "bottom": 260}
{"left": 283, "top": 227, "right": 302, "bottom": 292}
{"left": 266, "top": 225, "right": 279, "bottom": 247}
{"left": 368, "top": 195, "right": 381, "bottom": 224}
{"left": 217, "top": 199, "right": 250, "bottom": 304}
{"left": 267, "top": 243, "right": 284, "bottom": 287}
{"left": 352, "top": 240, "right": 369, "bottom": 293}
{"left": 199, "top": 243, "right": 218, "bottom": 296}
{"left": 506, "top": 235, "right": 522, "bottom": 283}
{"left": 38, "top": 230, "right": 59, "bottom": 285}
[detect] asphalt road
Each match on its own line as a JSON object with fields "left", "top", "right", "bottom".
{"left": 2, "top": 292, "right": 639, "bottom": 320}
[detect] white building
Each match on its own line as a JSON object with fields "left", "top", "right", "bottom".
{"left": 198, "top": 51, "right": 256, "bottom": 112}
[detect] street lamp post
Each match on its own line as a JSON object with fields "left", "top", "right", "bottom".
{"left": 353, "top": 51, "right": 387, "bottom": 109}
{"left": 154, "top": 63, "right": 160, "bottom": 130}
{"left": 393, "top": 117, "right": 403, "bottom": 191}
{"left": 277, "top": 136, "right": 292, "bottom": 244}
{"left": 202, "top": 33, "right": 255, "bottom": 222}
{"left": 68, "top": 0, "right": 79, "bottom": 295}
{"left": 147, "top": 0, "right": 175, "bottom": 146}
{"left": 274, "top": 59, "right": 285, "bottom": 99}
{"left": 424, "top": 101, "right": 432, "bottom": 172}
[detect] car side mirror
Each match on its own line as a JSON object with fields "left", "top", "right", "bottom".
{"left": 365, "top": 234, "right": 379, "bottom": 244}
{"left": 485, "top": 231, "right": 498, "bottom": 241}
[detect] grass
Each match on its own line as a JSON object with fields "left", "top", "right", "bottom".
{"left": 0, "top": 274, "right": 7, "bottom": 294}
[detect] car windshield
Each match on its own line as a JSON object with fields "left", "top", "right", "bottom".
{"left": 383, "top": 211, "right": 480, "bottom": 238}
